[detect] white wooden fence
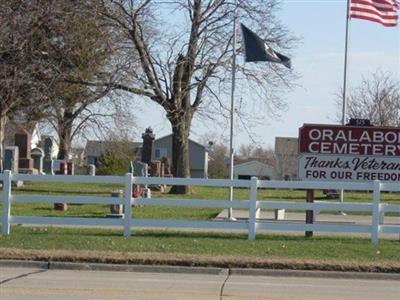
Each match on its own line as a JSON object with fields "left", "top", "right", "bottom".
{"left": 1, "top": 170, "right": 399, "bottom": 244}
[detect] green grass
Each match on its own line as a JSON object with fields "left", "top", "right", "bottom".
{"left": 0, "top": 227, "right": 399, "bottom": 263}
{"left": 1, "top": 183, "right": 399, "bottom": 266}
{"left": 1, "top": 182, "right": 399, "bottom": 220}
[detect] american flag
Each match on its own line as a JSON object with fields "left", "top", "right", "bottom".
{"left": 350, "top": 0, "right": 400, "bottom": 27}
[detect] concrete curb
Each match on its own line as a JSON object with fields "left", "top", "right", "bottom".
{"left": 230, "top": 268, "right": 400, "bottom": 281}
{"left": 0, "top": 260, "right": 227, "bottom": 275}
{"left": 0, "top": 260, "right": 50, "bottom": 270}
{"left": 1, "top": 259, "right": 399, "bottom": 280}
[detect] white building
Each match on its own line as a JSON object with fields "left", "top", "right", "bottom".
{"left": 233, "top": 160, "right": 277, "bottom": 180}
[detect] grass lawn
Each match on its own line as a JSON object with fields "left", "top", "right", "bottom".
{"left": 1, "top": 181, "right": 399, "bottom": 220}
{"left": 1, "top": 182, "right": 399, "bottom": 269}
{"left": 0, "top": 226, "right": 399, "bottom": 265}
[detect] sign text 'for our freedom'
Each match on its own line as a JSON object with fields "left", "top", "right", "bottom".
{"left": 298, "top": 124, "right": 400, "bottom": 182}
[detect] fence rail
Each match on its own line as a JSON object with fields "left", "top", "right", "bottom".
{"left": 1, "top": 170, "right": 399, "bottom": 244}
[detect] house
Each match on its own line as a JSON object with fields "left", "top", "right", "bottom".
{"left": 84, "top": 140, "right": 141, "bottom": 166}
{"left": 232, "top": 160, "right": 277, "bottom": 180}
{"left": 83, "top": 134, "right": 208, "bottom": 178}
{"left": 152, "top": 134, "right": 208, "bottom": 178}
{"left": 275, "top": 137, "right": 299, "bottom": 180}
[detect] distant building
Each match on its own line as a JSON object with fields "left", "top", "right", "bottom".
{"left": 274, "top": 137, "right": 299, "bottom": 180}
{"left": 84, "top": 140, "right": 141, "bottom": 166}
{"left": 83, "top": 134, "right": 208, "bottom": 178}
{"left": 233, "top": 160, "right": 277, "bottom": 180}
{"left": 152, "top": 134, "right": 208, "bottom": 178}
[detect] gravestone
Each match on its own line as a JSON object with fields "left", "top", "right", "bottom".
{"left": 67, "top": 162, "right": 74, "bottom": 175}
{"left": 149, "top": 161, "right": 161, "bottom": 177}
{"left": 107, "top": 190, "right": 124, "bottom": 218}
{"left": 133, "top": 160, "right": 148, "bottom": 177}
{"left": 4, "top": 146, "right": 23, "bottom": 187}
{"left": 56, "top": 161, "right": 68, "bottom": 175}
{"left": 44, "top": 137, "right": 54, "bottom": 158}
{"left": 141, "top": 127, "right": 155, "bottom": 165}
{"left": 4, "top": 147, "right": 19, "bottom": 172}
{"left": 53, "top": 160, "right": 68, "bottom": 175}
{"left": 54, "top": 203, "right": 68, "bottom": 211}
{"left": 14, "top": 131, "right": 34, "bottom": 173}
{"left": 132, "top": 160, "right": 151, "bottom": 196}
{"left": 87, "top": 164, "right": 96, "bottom": 176}
{"left": 43, "top": 160, "right": 54, "bottom": 175}
{"left": 161, "top": 157, "right": 172, "bottom": 177}
{"left": 43, "top": 137, "right": 54, "bottom": 175}
{"left": 31, "top": 148, "right": 44, "bottom": 174}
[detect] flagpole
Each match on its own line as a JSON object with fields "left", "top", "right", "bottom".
{"left": 342, "top": 0, "right": 351, "bottom": 126}
{"left": 228, "top": 0, "right": 238, "bottom": 220}
{"left": 340, "top": 0, "right": 352, "bottom": 207}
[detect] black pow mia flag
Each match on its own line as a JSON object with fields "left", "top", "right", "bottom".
{"left": 240, "top": 23, "right": 291, "bottom": 69}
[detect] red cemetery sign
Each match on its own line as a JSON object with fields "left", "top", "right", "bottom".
{"left": 298, "top": 124, "right": 400, "bottom": 182}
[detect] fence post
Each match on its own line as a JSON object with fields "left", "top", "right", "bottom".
{"left": 124, "top": 173, "right": 133, "bottom": 237}
{"left": 248, "top": 177, "right": 258, "bottom": 240}
{"left": 2, "top": 170, "right": 12, "bottom": 235}
{"left": 371, "top": 180, "right": 381, "bottom": 245}
{"left": 305, "top": 189, "right": 314, "bottom": 237}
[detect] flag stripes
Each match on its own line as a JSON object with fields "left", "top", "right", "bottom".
{"left": 350, "top": 0, "right": 399, "bottom": 26}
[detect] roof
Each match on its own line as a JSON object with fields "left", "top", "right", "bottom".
{"left": 234, "top": 160, "right": 274, "bottom": 169}
{"left": 84, "top": 140, "right": 141, "bottom": 157}
{"left": 154, "top": 134, "right": 207, "bottom": 150}
{"left": 233, "top": 160, "right": 277, "bottom": 177}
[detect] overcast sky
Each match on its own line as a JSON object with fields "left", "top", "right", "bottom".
{"left": 133, "top": 0, "right": 400, "bottom": 149}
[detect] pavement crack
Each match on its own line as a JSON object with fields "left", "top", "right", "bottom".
{"left": 219, "top": 269, "right": 231, "bottom": 300}
{"left": 0, "top": 269, "right": 48, "bottom": 285}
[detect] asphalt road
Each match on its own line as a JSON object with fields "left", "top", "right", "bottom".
{"left": 1, "top": 267, "right": 399, "bottom": 300}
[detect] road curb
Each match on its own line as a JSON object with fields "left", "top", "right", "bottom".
{"left": 0, "top": 259, "right": 49, "bottom": 270}
{"left": 49, "top": 261, "right": 228, "bottom": 275}
{"left": 1, "top": 259, "right": 399, "bottom": 280}
{"left": 230, "top": 268, "right": 400, "bottom": 281}
{"left": 0, "top": 260, "right": 227, "bottom": 275}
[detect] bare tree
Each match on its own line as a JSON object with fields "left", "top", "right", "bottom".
{"left": 237, "top": 144, "right": 275, "bottom": 166}
{"left": 338, "top": 70, "right": 400, "bottom": 127}
{"left": 252, "top": 147, "right": 276, "bottom": 166}
{"left": 238, "top": 144, "right": 255, "bottom": 158}
{"left": 207, "top": 142, "right": 228, "bottom": 178}
{"left": 1, "top": 1, "right": 120, "bottom": 166}
{"left": 32, "top": 1, "right": 115, "bottom": 160}
{"left": 0, "top": 0, "right": 53, "bottom": 169}
{"left": 85, "top": 0, "right": 297, "bottom": 193}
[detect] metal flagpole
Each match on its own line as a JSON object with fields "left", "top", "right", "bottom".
{"left": 340, "top": 0, "right": 352, "bottom": 207}
{"left": 228, "top": 0, "right": 238, "bottom": 220}
{"left": 342, "top": 0, "right": 351, "bottom": 126}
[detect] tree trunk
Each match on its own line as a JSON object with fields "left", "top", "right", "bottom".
{"left": 169, "top": 113, "right": 191, "bottom": 194}
{"left": 57, "top": 110, "right": 73, "bottom": 160}
{"left": 0, "top": 113, "right": 7, "bottom": 172}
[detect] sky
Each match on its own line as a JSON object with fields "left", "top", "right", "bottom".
{"left": 133, "top": 0, "right": 400, "bottom": 150}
